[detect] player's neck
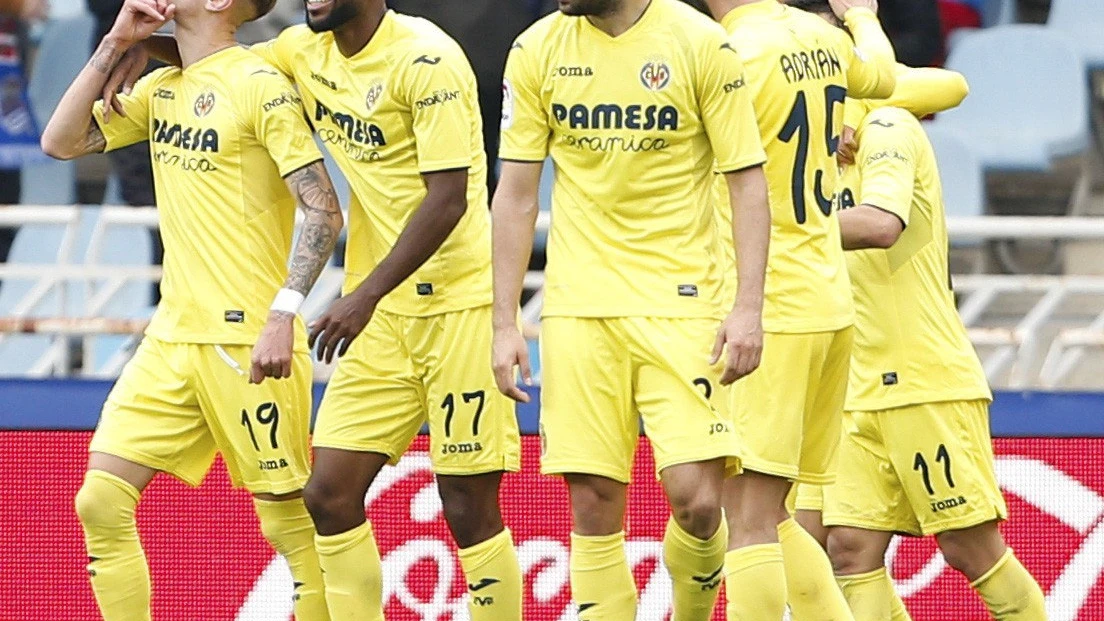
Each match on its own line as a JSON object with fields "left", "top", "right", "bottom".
{"left": 175, "top": 20, "right": 238, "bottom": 69}
{"left": 585, "top": 0, "right": 652, "bottom": 37}
{"left": 331, "top": 2, "right": 388, "bottom": 58}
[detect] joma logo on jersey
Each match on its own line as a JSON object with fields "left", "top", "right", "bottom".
{"left": 639, "top": 62, "right": 671, "bottom": 91}
{"left": 311, "top": 72, "right": 338, "bottom": 90}
{"left": 551, "top": 103, "right": 679, "bottom": 131}
{"left": 152, "top": 118, "right": 220, "bottom": 152}
{"left": 314, "top": 101, "right": 386, "bottom": 147}
{"left": 258, "top": 458, "right": 289, "bottom": 471}
{"left": 930, "top": 496, "right": 968, "bottom": 513}
{"left": 441, "top": 441, "right": 483, "bottom": 455}
{"left": 193, "top": 90, "right": 215, "bottom": 117}
{"left": 553, "top": 65, "right": 593, "bottom": 77}
{"left": 154, "top": 88, "right": 175, "bottom": 100}
{"left": 415, "top": 89, "right": 459, "bottom": 110}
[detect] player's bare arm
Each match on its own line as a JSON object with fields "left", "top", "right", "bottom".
{"left": 839, "top": 205, "right": 904, "bottom": 249}
{"left": 309, "top": 168, "right": 469, "bottom": 364}
{"left": 489, "top": 161, "right": 542, "bottom": 404}
{"left": 101, "top": 35, "right": 184, "bottom": 121}
{"left": 713, "top": 165, "right": 770, "bottom": 385}
{"left": 250, "top": 161, "right": 344, "bottom": 383}
{"left": 41, "top": 0, "right": 174, "bottom": 157}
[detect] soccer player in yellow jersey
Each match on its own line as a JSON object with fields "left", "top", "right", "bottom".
{"left": 699, "top": 0, "right": 895, "bottom": 618}
{"left": 492, "top": 1, "right": 771, "bottom": 619}
{"left": 820, "top": 97, "right": 1049, "bottom": 621}
{"left": 110, "top": 0, "right": 524, "bottom": 617}
{"left": 40, "top": 0, "right": 343, "bottom": 618}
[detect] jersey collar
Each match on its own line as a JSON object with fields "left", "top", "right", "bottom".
{"left": 335, "top": 8, "right": 396, "bottom": 63}
{"left": 580, "top": 0, "right": 659, "bottom": 41}
{"left": 720, "top": 0, "right": 784, "bottom": 31}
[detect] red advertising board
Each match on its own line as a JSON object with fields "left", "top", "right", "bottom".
{"left": 1, "top": 433, "right": 1102, "bottom": 620}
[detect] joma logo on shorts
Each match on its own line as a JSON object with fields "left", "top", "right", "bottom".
{"left": 441, "top": 442, "right": 483, "bottom": 455}
{"left": 930, "top": 496, "right": 968, "bottom": 513}
{"left": 258, "top": 458, "right": 289, "bottom": 471}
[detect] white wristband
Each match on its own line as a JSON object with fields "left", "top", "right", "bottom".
{"left": 270, "top": 288, "right": 305, "bottom": 315}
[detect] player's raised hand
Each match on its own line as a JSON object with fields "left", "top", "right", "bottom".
{"left": 492, "top": 326, "right": 531, "bottom": 403}
{"left": 711, "top": 306, "right": 764, "bottom": 385}
{"left": 102, "top": 45, "right": 149, "bottom": 123}
{"left": 251, "top": 311, "right": 295, "bottom": 384}
{"left": 828, "top": 0, "right": 878, "bottom": 18}
{"left": 308, "top": 290, "right": 377, "bottom": 364}
{"left": 107, "top": 0, "right": 175, "bottom": 48}
{"left": 837, "top": 125, "right": 858, "bottom": 167}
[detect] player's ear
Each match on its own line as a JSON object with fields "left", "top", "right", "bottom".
{"left": 205, "top": 0, "right": 233, "bottom": 14}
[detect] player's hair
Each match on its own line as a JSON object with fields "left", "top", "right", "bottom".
{"left": 785, "top": 0, "right": 834, "bottom": 16}
{"left": 243, "top": 0, "right": 277, "bottom": 22}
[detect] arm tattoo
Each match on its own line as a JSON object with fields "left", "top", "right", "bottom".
{"left": 89, "top": 39, "right": 123, "bottom": 75}
{"left": 284, "top": 162, "right": 342, "bottom": 295}
{"left": 80, "top": 123, "right": 107, "bottom": 155}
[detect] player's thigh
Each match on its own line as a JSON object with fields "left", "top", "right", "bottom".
{"left": 415, "top": 306, "right": 521, "bottom": 475}
{"left": 195, "top": 344, "right": 314, "bottom": 496}
{"left": 90, "top": 336, "right": 215, "bottom": 487}
{"left": 729, "top": 331, "right": 821, "bottom": 481}
{"left": 539, "top": 317, "right": 637, "bottom": 483}
{"left": 882, "top": 400, "right": 1008, "bottom": 536}
{"left": 799, "top": 326, "right": 853, "bottom": 483}
{"left": 313, "top": 310, "right": 425, "bottom": 464}
{"left": 628, "top": 316, "right": 736, "bottom": 477}
{"left": 822, "top": 410, "right": 920, "bottom": 535}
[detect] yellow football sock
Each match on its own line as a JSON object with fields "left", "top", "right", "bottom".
{"left": 253, "top": 497, "right": 329, "bottom": 621}
{"left": 457, "top": 528, "right": 523, "bottom": 621}
{"left": 723, "top": 544, "right": 787, "bottom": 621}
{"left": 837, "top": 567, "right": 912, "bottom": 621}
{"left": 570, "top": 531, "right": 638, "bottom": 620}
{"left": 971, "top": 549, "right": 1048, "bottom": 620}
{"left": 664, "top": 517, "right": 726, "bottom": 620}
{"left": 74, "top": 470, "right": 150, "bottom": 621}
{"left": 315, "top": 521, "right": 384, "bottom": 621}
{"left": 778, "top": 518, "right": 854, "bottom": 620}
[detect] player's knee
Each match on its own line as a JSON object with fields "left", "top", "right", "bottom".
{"left": 75, "top": 472, "right": 139, "bottom": 534}
{"left": 827, "top": 529, "right": 882, "bottom": 575}
{"left": 937, "top": 525, "right": 1005, "bottom": 580}
{"left": 303, "top": 476, "right": 359, "bottom": 529}
{"left": 566, "top": 475, "right": 626, "bottom": 536}
{"left": 669, "top": 491, "right": 722, "bottom": 540}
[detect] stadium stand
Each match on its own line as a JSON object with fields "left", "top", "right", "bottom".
{"left": 1047, "top": 0, "right": 1104, "bottom": 70}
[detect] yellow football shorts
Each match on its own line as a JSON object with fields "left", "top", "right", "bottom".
{"left": 729, "top": 327, "right": 853, "bottom": 484}
{"left": 313, "top": 305, "right": 520, "bottom": 475}
{"left": 539, "top": 316, "right": 736, "bottom": 483}
{"left": 792, "top": 483, "right": 824, "bottom": 513}
{"left": 90, "top": 335, "right": 313, "bottom": 495}
{"left": 822, "top": 399, "right": 1008, "bottom": 536}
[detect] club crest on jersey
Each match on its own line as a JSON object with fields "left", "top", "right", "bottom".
{"left": 640, "top": 62, "right": 671, "bottom": 92}
{"left": 193, "top": 90, "right": 215, "bottom": 117}
{"left": 364, "top": 81, "right": 384, "bottom": 112}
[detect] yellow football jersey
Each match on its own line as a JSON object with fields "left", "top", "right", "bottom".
{"left": 715, "top": 1, "right": 896, "bottom": 333}
{"left": 93, "top": 46, "right": 321, "bottom": 346}
{"left": 838, "top": 106, "right": 991, "bottom": 411}
{"left": 500, "top": 0, "right": 766, "bottom": 319}
{"left": 843, "top": 64, "right": 969, "bottom": 129}
{"left": 252, "top": 15, "right": 491, "bottom": 317}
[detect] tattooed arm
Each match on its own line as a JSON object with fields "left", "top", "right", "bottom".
{"left": 41, "top": 0, "right": 172, "bottom": 159}
{"left": 249, "top": 160, "right": 343, "bottom": 383}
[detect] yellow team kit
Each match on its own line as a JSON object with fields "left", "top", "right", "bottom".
{"left": 252, "top": 14, "right": 518, "bottom": 473}
{"left": 89, "top": 47, "right": 321, "bottom": 494}
{"left": 500, "top": 0, "right": 766, "bottom": 480}
{"left": 714, "top": 0, "right": 896, "bottom": 484}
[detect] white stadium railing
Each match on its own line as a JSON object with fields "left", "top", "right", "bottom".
{"left": 2, "top": 206, "right": 1104, "bottom": 388}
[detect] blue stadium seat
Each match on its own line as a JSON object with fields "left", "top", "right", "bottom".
{"left": 926, "top": 125, "right": 985, "bottom": 221}
{"left": 22, "top": 13, "right": 96, "bottom": 205}
{"left": 931, "top": 25, "right": 1088, "bottom": 171}
{"left": 1047, "top": 0, "right": 1104, "bottom": 70}
{"left": 980, "top": 0, "right": 1017, "bottom": 27}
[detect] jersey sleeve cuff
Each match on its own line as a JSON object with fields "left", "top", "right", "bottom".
{"left": 499, "top": 148, "right": 548, "bottom": 162}
{"left": 417, "top": 157, "right": 473, "bottom": 174}
{"left": 716, "top": 154, "right": 767, "bottom": 174}
{"left": 279, "top": 155, "right": 325, "bottom": 179}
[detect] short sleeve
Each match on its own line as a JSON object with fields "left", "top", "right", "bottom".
{"left": 498, "top": 36, "right": 550, "bottom": 162}
{"left": 697, "top": 32, "right": 766, "bottom": 173}
{"left": 397, "top": 45, "right": 478, "bottom": 173}
{"left": 248, "top": 28, "right": 299, "bottom": 78}
{"left": 91, "top": 70, "right": 160, "bottom": 152}
{"left": 242, "top": 69, "right": 323, "bottom": 177}
{"left": 856, "top": 111, "right": 918, "bottom": 226}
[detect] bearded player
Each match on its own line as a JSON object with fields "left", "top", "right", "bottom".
{"left": 492, "top": 0, "right": 771, "bottom": 619}
{"left": 109, "top": 0, "right": 523, "bottom": 618}
{"left": 42, "top": 0, "right": 343, "bottom": 617}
